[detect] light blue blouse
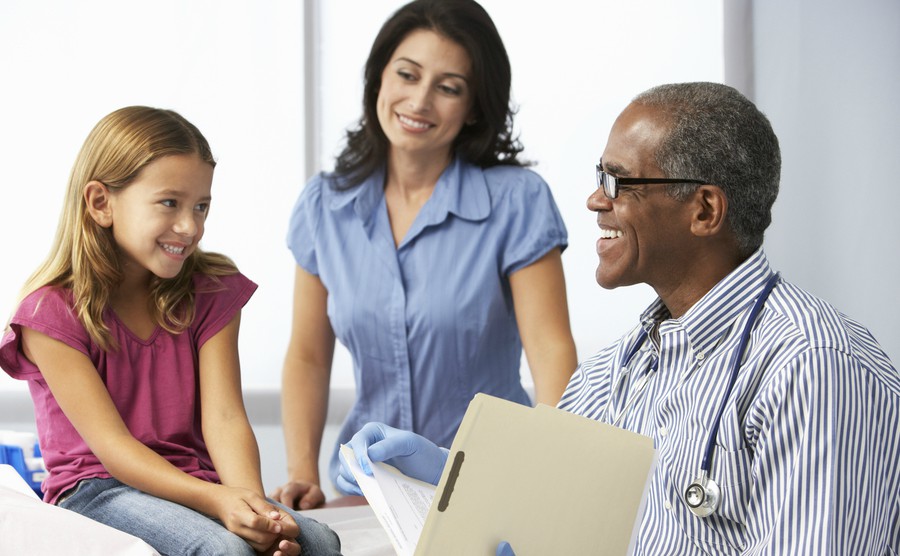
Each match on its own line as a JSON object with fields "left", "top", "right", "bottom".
{"left": 287, "top": 156, "right": 567, "bottom": 488}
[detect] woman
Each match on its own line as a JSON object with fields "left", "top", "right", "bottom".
{"left": 273, "top": 0, "right": 577, "bottom": 509}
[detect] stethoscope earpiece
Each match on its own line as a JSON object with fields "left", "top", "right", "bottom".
{"left": 684, "top": 473, "right": 720, "bottom": 518}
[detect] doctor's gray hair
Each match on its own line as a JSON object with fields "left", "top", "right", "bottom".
{"left": 633, "top": 82, "right": 781, "bottom": 256}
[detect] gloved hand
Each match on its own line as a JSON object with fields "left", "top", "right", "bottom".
{"left": 496, "top": 541, "right": 516, "bottom": 556}
{"left": 336, "top": 422, "right": 449, "bottom": 495}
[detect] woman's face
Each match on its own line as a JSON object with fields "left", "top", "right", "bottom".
{"left": 376, "top": 29, "right": 474, "bottom": 165}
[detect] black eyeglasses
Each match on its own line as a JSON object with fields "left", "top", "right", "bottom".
{"left": 595, "top": 159, "right": 705, "bottom": 199}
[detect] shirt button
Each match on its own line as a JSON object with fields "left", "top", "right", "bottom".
{"left": 664, "top": 501, "right": 672, "bottom": 511}
{"left": 696, "top": 352, "right": 705, "bottom": 361}
{"left": 657, "top": 426, "right": 668, "bottom": 437}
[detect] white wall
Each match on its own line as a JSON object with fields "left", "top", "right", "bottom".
{"left": 1, "top": 0, "right": 724, "bottom": 395}
{"left": 751, "top": 0, "right": 900, "bottom": 364}
{"left": 8, "top": 0, "right": 895, "bottom": 496}
{"left": 316, "top": 0, "right": 725, "bottom": 389}
{"left": 0, "top": 0, "right": 723, "bottom": 493}
{"left": 0, "top": 0, "right": 305, "bottom": 392}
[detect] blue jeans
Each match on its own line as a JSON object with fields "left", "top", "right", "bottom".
{"left": 59, "top": 478, "right": 341, "bottom": 556}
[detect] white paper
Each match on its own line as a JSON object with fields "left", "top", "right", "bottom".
{"left": 339, "top": 445, "right": 436, "bottom": 556}
{"left": 0, "top": 464, "right": 39, "bottom": 499}
{"left": 0, "top": 465, "right": 160, "bottom": 555}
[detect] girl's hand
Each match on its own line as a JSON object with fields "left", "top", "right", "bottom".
{"left": 212, "top": 485, "right": 300, "bottom": 552}
{"left": 260, "top": 535, "right": 302, "bottom": 556}
{"left": 258, "top": 509, "right": 301, "bottom": 556}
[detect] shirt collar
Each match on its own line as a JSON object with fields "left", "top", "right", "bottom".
{"left": 327, "top": 167, "right": 386, "bottom": 223}
{"left": 640, "top": 249, "right": 776, "bottom": 358}
{"left": 325, "top": 156, "right": 491, "bottom": 224}
{"left": 441, "top": 156, "right": 491, "bottom": 222}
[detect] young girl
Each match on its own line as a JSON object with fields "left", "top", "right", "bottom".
{"left": 0, "top": 107, "right": 341, "bottom": 556}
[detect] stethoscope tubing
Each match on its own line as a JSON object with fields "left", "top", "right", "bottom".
{"left": 699, "top": 272, "right": 780, "bottom": 473}
{"left": 611, "top": 272, "right": 780, "bottom": 473}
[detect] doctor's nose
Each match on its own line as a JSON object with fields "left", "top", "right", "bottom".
{"left": 587, "top": 187, "right": 612, "bottom": 212}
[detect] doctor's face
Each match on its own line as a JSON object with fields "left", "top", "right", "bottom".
{"left": 587, "top": 103, "right": 697, "bottom": 292}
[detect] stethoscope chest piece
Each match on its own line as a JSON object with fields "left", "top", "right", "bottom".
{"left": 684, "top": 473, "right": 721, "bottom": 518}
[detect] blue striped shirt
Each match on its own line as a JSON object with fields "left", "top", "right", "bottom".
{"left": 559, "top": 250, "right": 900, "bottom": 555}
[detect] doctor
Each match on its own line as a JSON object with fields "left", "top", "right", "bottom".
{"left": 340, "top": 82, "right": 900, "bottom": 555}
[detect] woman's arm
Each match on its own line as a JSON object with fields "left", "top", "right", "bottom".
{"left": 270, "top": 265, "right": 336, "bottom": 510}
{"left": 21, "top": 326, "right": 296, "bottom": 553}
{"left": 509, "top": 248, "right": 578, "bottom": 406}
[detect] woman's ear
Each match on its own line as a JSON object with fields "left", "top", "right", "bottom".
{"left": 84, "top": 181, "right": 113, "bottom": 227}
{"left": 465, "top": 104, "right": 478, "bottom": 126}
{"left": 690, "top": 185, "right": 728, "bottom": 237}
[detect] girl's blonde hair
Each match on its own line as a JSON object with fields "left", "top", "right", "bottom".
{"left": 19, "top": 106, "right": 236, "bottom": 350}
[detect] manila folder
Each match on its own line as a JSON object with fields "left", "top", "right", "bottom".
{"left": 415, "top": 393, "right": 655, "bottom": 556}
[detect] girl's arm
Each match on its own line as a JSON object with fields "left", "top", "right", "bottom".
{"left": 21, "top": 326, "right": 296, "bottom": 554}
{"left": 270, "top": 265, "right": 335, "bottom": 510}
{"left": 509, "top": 248, "right": 578, "bottom": 406}
{"left": 198, "top": 310, "right": 263, "bottom": 493}
{"left": 199, "top": 311, "right": 302, "bottom": 555}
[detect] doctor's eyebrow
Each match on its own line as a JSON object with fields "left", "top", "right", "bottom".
{"left": 603, "top": 160, "right": 632, "bottom": 177}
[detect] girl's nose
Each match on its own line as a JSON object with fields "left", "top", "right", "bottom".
{"left": 174, "top": 211, "right": 199, "bottom": 237}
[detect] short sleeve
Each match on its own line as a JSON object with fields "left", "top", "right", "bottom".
{"left": 0, "top": 288, "right": 92, "bottom": 381}
{"left": 191, "top": 272, "right": 257, "bottom": 349}
{"left": 286, "top": 174, "right": 326, "bottom": 275}
{"left": 494, "top": 169, "right": 568, "bottom": 275}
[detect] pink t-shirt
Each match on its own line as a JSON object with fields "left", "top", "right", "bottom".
{"left": 0, "top": 272, "right": 257, "bottom": 504}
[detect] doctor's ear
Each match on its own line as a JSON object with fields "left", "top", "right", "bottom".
{"left": 689, "top": 185, "right": 728, "bottom": 237}
{"left": 84, "top": 181, "right": 113, "bottom": 228}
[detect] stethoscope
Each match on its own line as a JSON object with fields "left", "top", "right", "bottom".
{"left": 605, "top": 272, "right": 779, "bottom": 518}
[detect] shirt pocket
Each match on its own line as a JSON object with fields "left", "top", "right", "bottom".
{"left": 667, "top": 430, "right": 753, "bottom": 550}
{"left": 706, "top": 443, "right": 753, "bottom": 526}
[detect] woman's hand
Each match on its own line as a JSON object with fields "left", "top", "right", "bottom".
{"left": 270, "top": 479, "right": 325, "bottom": 510}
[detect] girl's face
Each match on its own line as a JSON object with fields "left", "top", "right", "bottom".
{"left": 376, "top": 29, "right": 474, "bottom": 165}
{"left": 104, "top": 154, "right": 213, "bottom": 285}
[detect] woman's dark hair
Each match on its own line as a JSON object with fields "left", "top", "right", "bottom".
{"left": 333, "top": 0, "right": 525, "bottom": 188}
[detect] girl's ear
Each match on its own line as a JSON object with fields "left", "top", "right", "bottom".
{"left": 84, "top": 181, "right": 113, "bottom": 227}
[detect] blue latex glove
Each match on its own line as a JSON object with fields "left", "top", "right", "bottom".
{"left": 496, "top": 541, "right": 516, "bottom": 556}
{"left": 336, "top": 422, "right": 449, "bottom": 495}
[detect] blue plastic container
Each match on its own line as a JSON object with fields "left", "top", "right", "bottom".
{"left": 0, "top": 432, "right": 45, "bottom": 498}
